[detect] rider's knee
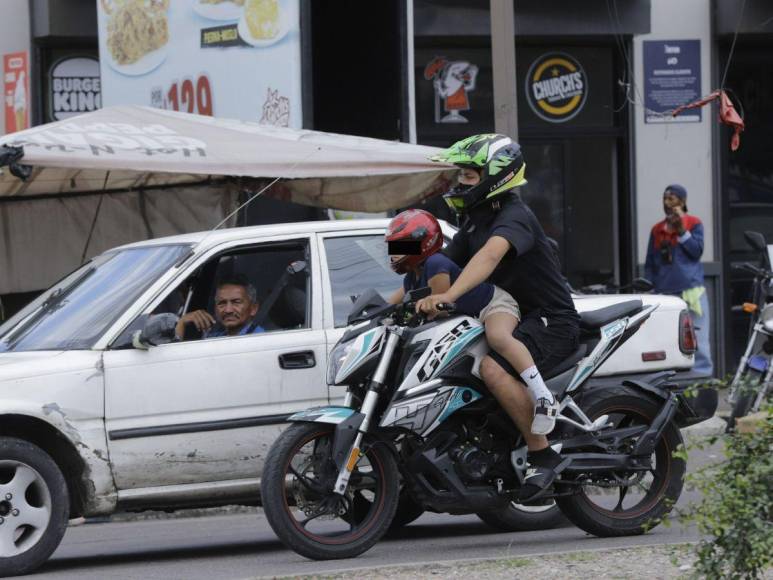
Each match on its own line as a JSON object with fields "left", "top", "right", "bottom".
{"left": 485, "top": 327, "right": 508, "bottom": 353}
{"left": 480, "top": 356, "right": 508, "bottom": 386}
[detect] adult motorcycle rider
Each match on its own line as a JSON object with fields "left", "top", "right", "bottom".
{"left": 417, "top": 133, "right": 581, "bottom": 502}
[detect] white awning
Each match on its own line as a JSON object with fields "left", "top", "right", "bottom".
{"left": 0, "top": 106, "right": 455, "bottom": 293}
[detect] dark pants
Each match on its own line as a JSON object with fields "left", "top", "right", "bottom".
{"left": 488, "top": 311, "right": 580, "bottom": 377}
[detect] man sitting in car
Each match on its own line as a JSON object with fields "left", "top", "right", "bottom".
{"left": 175, "top": 274, "right": 265, "bottom": 340}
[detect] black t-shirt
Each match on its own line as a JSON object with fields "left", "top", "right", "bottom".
{"left": 444, "top": 194, "right": 578, "bottom": 320}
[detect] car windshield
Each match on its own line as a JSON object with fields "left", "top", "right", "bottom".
{"left": 0, "top": 244, "right": 190, "bottom": 352}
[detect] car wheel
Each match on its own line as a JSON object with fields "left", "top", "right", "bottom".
{"left": 0, "top": 437, "right": 69, "bottom": 578}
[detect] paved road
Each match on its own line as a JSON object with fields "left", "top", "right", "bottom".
{"left": 32, "top": 439, "right": 722, "bottom": 580}
{"left": 38, "top": 511, "right": 701, "bottom": 580}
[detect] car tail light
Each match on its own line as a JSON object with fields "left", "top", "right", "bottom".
{"left": 679, "top": 310, "right": 697, "bottom": 354}
{"left": 642, "top": 351, "right": 667, "bottom": 362}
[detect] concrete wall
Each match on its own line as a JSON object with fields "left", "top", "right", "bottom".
{"left": 634, "top": 0, "right": 714, "bottom": 263}
{"left": 0, "top": 0, "right": 31, "bottom": 136}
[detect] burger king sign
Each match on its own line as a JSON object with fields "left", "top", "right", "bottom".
{"left": 525, "top": 52, "right": 588, "bottom": 123}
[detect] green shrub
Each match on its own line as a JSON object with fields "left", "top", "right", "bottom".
{"left": 676, "top": 402, "right": 772, "bottom": 579}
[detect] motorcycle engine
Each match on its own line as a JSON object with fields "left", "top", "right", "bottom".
{"left": 450, "top": 443, "right": 494, "bottom": 482}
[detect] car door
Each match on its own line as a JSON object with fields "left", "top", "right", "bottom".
{"left": 102, "top": 234, "right": 328, "bottom": 495}
{"left": 318, "top": 230, "right": 403, "bottom": 404}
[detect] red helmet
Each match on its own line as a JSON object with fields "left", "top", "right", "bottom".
{"left": 385, "top": 209, "right": 442, "bottom": 274}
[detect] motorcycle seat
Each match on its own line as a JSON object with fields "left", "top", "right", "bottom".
{"left": 579, "top": 299, "right": 643, "bottom": 331}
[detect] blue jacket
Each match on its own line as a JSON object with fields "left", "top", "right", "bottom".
{"left": 644, "top": 214, "right": 705, "bottom": 294}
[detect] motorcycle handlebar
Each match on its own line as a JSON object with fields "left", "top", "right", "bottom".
{"left": 733, "top": 262, "right": 772, "bottom": 278}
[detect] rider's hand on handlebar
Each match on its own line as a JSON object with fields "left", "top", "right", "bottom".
{"left": 415, "top": 293, "right": 454, "bottom": 319}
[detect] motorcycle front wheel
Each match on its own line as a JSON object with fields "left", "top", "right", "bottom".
{"left": 261, "top": 422, "right": 399, "bottom": 560}
{"left": 556, "top": 386, "right": 685, "bottom": 537}
{"left": 727, "top": 369, "right": 764, "bottom": 431}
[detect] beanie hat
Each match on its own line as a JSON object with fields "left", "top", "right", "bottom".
{"left": 664, "top": 184, "right": 688, "bottom": 212}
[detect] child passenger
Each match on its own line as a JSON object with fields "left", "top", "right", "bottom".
{"left": 385, "top": 210, "right": 556, "bottom": 435}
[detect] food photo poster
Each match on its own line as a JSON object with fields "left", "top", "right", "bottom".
{"left": 97, "top": 0, "right": 301, "bottom": 127}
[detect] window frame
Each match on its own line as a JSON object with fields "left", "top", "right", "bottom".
{"left": 101, "top": 233, "right": 322, "bottom": 350}
{"left": 318, "top": 229, "right": 402, "bottom": 329}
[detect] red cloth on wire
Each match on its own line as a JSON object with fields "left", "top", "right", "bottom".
{"left": 671, "top": 90, "right": 744, "bottom": 151}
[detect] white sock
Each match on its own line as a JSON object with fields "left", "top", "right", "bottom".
{"left": 520, "top": 365, "right": 554, "bottom": 404}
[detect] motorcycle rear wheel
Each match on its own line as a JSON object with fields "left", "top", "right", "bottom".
{"left": 261, "top": 422, "right": 399, "bottom": 560}
{"left": 556, "top": 386, "right": 685, "bottom": 537}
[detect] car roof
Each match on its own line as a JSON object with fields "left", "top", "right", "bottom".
{"left": 112, "top": 218, "right": 457, "bottom": 251}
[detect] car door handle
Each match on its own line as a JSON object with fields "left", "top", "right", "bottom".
{"left": 279, "top": 351, "right": 316, "bottom": 369}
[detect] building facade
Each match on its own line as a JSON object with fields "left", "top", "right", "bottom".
{"left": 2, "top": 0, "right": 772, "bottom": 375}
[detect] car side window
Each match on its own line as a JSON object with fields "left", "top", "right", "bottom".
{"left": 324, "top": 235, "right": 402, "bottom": 327}
{"left": 111, "top": 239, "right": 311, "bottom": 348}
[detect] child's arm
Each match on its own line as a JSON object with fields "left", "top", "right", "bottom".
{"left": 387, "top": 287, "right": 406, "bottom": 304}
{"left": 428, "top": 273, "right": 451, "bottom": 295}
{"left": 417, "top": 236, "right": 509, "bottom": 313}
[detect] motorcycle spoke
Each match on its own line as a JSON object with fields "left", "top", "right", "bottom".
{"left": 300, "top": 504, "right": 335, "bottom": 529}
{"left": 349, "top": 472, "right": 377, "bottom": 491}
{"left": 613, "top": 485, "right": 629, "bottom": 512}
{"left": 289, "top": 466, "right": 325, "bottom": 494}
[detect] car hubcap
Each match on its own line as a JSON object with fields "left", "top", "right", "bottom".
{"left": 0, "top": 461, "right": 52, "bottom": 557}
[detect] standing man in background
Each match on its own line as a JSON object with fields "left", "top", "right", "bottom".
{"left": 645, "top": 184, "right": 713, "bottom": 376}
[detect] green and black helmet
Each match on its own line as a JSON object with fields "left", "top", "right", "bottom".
{"left": 432, "top": 134, "right": 527, "bottom": 213}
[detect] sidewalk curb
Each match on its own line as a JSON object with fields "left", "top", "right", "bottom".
{"left": 680, "top": 415, "right": 726, "bottom": 438}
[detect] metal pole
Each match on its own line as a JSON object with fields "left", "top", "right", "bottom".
{"left": 490, "top": 0, "right": 518, "bottom": 139}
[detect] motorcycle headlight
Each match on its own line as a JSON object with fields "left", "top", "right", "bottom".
{"left": 761, "top": 305, "right": 773, "bottom": 332}
{"left": 327, "top": 340, "right": 355, "bottom": 385}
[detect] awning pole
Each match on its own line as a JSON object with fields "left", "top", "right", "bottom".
{"left": 490, "top": 0, "right": 518, "bottom": 140}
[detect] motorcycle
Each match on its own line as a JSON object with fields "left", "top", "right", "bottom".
{"left": 261, "top": 287, "right": 706, "bottom": 560}
{"left": 727, "top": 231, "right": 773, "bottom": 430}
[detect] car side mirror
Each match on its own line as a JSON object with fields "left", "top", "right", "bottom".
{"left": 132, "top": 313, "right": 179, "bottom": 350}
{"left": 744, "top": 231, "right": 767, "bottom": 253}
{"left": 632, "top": 277, "right": 654, "bottom": 292}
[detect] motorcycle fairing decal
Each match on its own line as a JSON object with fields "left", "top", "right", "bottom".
{"left": 336, "top": 327, "right": 384, "bottom": 382}
{"left": 566, "top": 317, "right": 628, "bottom": 393}
{"left": 431, "top": 387, "right": 482, "bottom": 428}
{"left": 289, "top": 406, "right": 355, "bottom": 424}
{"left": 380, "top": 390, "right": 450, "bottom": 431}
{"left": 417, "top": 320, "right": 485, "bottom": 382}
{"left": 380, "top": 386, "right": 482, "bottom": 435}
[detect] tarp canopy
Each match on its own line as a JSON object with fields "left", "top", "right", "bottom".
{"left": 0, "top": 105, "right": 453, "bottom": 207}
{"left": 0, "top": 106, "right": 455, "bottom": 294}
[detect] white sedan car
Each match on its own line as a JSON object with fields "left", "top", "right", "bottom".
{"left": 0, "top": 219, "right": 694, "bottom": 576}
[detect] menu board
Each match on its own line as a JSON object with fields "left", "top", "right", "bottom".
{"left": 97, "top": 0, "right": 301, "bottom": 127}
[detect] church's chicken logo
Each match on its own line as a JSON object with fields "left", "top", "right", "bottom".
{"left": 525, "top": 53, "right": 588, "bottom": 123}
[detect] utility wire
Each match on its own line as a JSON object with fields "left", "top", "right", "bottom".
{"left": 721, "top": 0, "right": 747, "bottom": 89}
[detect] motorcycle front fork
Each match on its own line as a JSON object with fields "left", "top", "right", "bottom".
{"left": 333, "top": 329, "right": 400, "bottom": 495}
{"left": 728, "top": 324, "right": 771, "bottom": 404}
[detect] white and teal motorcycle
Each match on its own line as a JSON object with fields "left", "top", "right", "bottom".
{"left": 261, "top": 287, "right": 707, "bottom": 560}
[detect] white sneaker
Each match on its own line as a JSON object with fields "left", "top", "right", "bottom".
{"left": 531, "top": 396, "right": 559, "bottom": 435}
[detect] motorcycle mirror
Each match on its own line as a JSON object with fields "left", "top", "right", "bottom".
{"left": 632, "top": 277, "right": 654, "bottom": 292}
{"left": 744, "top": 231, "right": 767, "bottom": 253}
{"left": 132, "top": 313, "right": 179, "bottom": 349}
